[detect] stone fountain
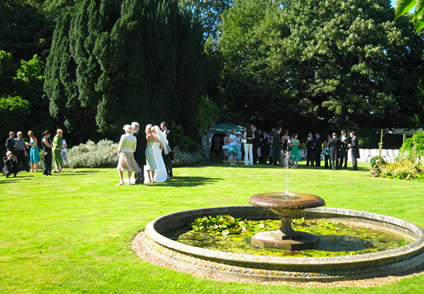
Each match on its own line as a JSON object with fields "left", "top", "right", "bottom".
{"left": 248, "top": 192, "right": 325, "bottom": 250}
{"left": 132, "top": 194, "right": 424, "bottom": 283}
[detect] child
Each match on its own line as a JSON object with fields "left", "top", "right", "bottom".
{"left": 3, "top": 151, "right": 18, "bottom": 178}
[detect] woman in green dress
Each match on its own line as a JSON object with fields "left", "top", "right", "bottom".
{"left": 290, "top": 134, "right": 301, "bottom": 168}
{"left": 52, "top": 129, "right": 64, "bottom": 173}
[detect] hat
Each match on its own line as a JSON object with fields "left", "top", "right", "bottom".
{"left": 123, "top": 124, "right": 133, "bottom": 132}
{"left": 236, "top": 131, "right": 242, "bottom": 135}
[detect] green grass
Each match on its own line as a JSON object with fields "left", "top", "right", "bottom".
{"left": 1, "top": 163, "right": 423, "bottom": 293}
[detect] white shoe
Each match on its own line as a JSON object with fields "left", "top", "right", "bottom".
{"left": 116, "top": 182, "right": 124, "bottom": 186}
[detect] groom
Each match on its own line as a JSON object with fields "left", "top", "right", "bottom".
{"left": 160, "top": 121, "right": 174, "bottom": 178}
{"left": 131, "top": 122, "right": 147, "bottom": 184}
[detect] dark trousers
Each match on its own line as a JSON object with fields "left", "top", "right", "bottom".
{"left": 43, "top": 152, "right": 52, "bottom": 175}
{"left": 339, "top": 150, "right": 348, "bottom": 168}
{"left": 135, "top": 165, "right": 145, "bottom": 184}
{"left": 330, "top": 149, "right": 338, "bottom": 169}
{"left": 306, "top": 151, "right": 314, "bottom": 166}
{"left": 15, "top": 150, "right": 29, "bottom": 172}
{"left": 314, "top": 152, "right": 321, "bottom": 167}
{"left": 351, "top": 150, "right": 358, "bottom": 170}
{"left": 272, "top": 147, "right": 281, "bottom": 166}
{"left": 162, "top": 153, "right": 173, "bottom": 177}
{"left": 253, "top": 143, "right": 258, "bottom": 164}
{"left": 324, "top": 155, "right": 330, "bottom": 168}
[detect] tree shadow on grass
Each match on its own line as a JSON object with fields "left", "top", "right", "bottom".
{"left": 152, "top": 176, "right": 222, "bottom": 187}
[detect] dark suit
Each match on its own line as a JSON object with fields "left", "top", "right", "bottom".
{"left": 162, "top": 129, "right": 174, "bottom": 177}
{"left": 313, "top": 136, "right": 323, "bottom": 167}
{"left": 328, "top": 137, "right": 341, "bottom": 169}
{"left": 339, "top": 134, "right": 348, "bottom": 168}
{"left": 350, "top": 136, "right": 360, "bottom": 170}
{"left": 306, "top": 138, "right": 314, "bottom": 166}
{"left": 5, "top": 137, "right": 15, "bottom": 154}
{"left": 133, "top": 129, "right": 147, "bottom": 184}
{"left": 252, "top": 129, "right": 260, "bottom": 164}
{"left": 272, "top": 131, "right": 281, "bottom": 166}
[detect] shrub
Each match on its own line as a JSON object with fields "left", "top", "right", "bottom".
{"left": 370, "top": 156, "right": 385, "bottom": 168}
{"left": 66, "top": 140, "right": 118, "bottom": 168}
{"left": 398, "top": 131, "right": 424, "bottom": 164}
{"left": 379, "top": 160, "right": 423, "bottom": 180}
{"left": 173, "top": 146, "right": 206, "bottom": 167}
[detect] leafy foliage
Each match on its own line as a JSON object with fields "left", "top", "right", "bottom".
{"left": 44, "top": 0, "right": 210, "bottom": 148}
{"left": 191, "top": 215, "right": 250, "bottom": 235}
{"left": 395, "top": 0, "right": 424, "bottom": 32}
{"left": 66, "top": 139, "right": 118, "bottom": 168}
{"left": 216, "top": 0, "right": 424, "bottom": 132}
{"left": 370, "top": 156, "right": 386, "bottom": 168}
{"left": 399, "top": 131, "right": 424, "bottom": 161}
{"left": 379, "top": 160, "right": 423, "bottom": 180}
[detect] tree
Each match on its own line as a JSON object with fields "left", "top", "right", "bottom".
{"left": 178, "top": 0, "right": 232, "bottom": 39}
{"left": 45, "top": 0, "right": 208, "bottom": 148}
{"left": 395, "top": 0, "right": 424, "bottom": 32}
{"left": 217, "top": 0, "right": 424, "bottom": 133}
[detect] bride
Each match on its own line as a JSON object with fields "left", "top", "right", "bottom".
{"left": 145, "top": 125, "right": 171, "bottom": 183}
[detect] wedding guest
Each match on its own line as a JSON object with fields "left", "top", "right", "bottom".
{"left": 223, "top": 132, "right": 230, "bottom": 164}
{"left": 41, "top": 130, "right": 53, "bottom": 176}
{"left": 349, "top": 131, "right": 360, "bottom": 170}
{"left": 328, "top": 132, "right": 341, "bottom": 170}
{"left": 339, "top": 129, "right": 349, "bottom": 169}
{"left": 145, "top": 124, "right": 158, "bottom": 183}
{"left": 2, "top": 151, "right": 18, "bottom": 178}
{"left": 160, "top": 121, "right": 174, "bottom": 178}
{"left": 244, "top": 127, "right": 253, "bottom": 165}
{"left": 323, "top": 136, "right": 331, "bottom": 169}
{"left": 15, "top": 131, "right": 29, "bottom": 172}
{"left": 61, "top": 138, "right": 68, "bottom": 163}
{"left": 290, "top": 134, "right": 301, "bottom": 168}
{"left": 272, "top": 128, "right": 282, "bottom": 166}
{"left": 116, "top": 124, "right": 140, "bottom": 185}
{"left": 5, "top": 131, "right": 16, "bottom": 154}
{"left": 306, "top": 132, "right": 314, "bottom": 167}
{"left": 228, "top": 129, "right": 239, "bottom": 166}
{"left": 52, "top": 129, "right": 64, "bottom": 173}
{"left": 313, "top": 132, "right": 323, "bottom": 167}
{"left": 261, "top": 131, "right": 272, "bottom": 164}
{"left": 236, "top": 132, "right": 243, "bottom": 163}
{"left": 26, "top": 130, "right": 40, "bottom": 173}
{"left": 251, "top": 124, "right": 260, "bottom": 164}
{"left": 132, "top": 122, "right": 147, "bottom": 184}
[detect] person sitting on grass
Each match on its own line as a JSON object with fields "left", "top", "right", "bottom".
{"left": 2, "top": 151, "right": 19, "bottom": 178}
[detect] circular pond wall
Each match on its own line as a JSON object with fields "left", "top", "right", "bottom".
{"left": 133, "top": 206, "right": 424, "bottom": 282}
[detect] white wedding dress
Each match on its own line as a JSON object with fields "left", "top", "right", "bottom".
{"left": 144, "top": 141, "right": 167, "bottom": 183}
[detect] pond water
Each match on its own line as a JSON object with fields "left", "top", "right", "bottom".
{"left": 169, "top": 217, "right": 408, "bottom": 258}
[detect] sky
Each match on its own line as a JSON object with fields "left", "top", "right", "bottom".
{"left": 391, "top": 0, "right": 396, "bottom": 8}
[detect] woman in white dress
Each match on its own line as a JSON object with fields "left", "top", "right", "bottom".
{"left": 151, "top": 125, "right": 171, "bottom": 183}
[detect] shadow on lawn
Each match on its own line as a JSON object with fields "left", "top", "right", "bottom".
{"left": 158, "top": 176, "right": 222, "bottom": 187}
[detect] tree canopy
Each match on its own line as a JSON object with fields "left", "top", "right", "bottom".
{"left": 215, "top": 0, "right": 424, "bottom": 134}
{"left": 44, "top": 0, "right": 209, "bottom": 147}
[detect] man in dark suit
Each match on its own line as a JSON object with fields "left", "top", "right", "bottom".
{"left": 272, "top": 127, "right": 282, "bottom": 166}
{"left": 160, "top": 121, "right": 174, "bottom": 178}
{"left": 349, "top": 131, "right": 360, "bottom": 170}
{"left": 251, "top": 124, "right": 260, "bottom": 164}
{"left": 306, "top": 132, "right": 314, "bottom": 167}
{"left": 339, "top": 129, "right": 349, "bottom": 169}
{"left": 131, "top": 122, "right": 147, "bottom": 184}
{"left": 328, "top": 132, "right": 341, "bottom": 170}
{"left": 313, "top": 132, "right": 323, "bottom": 167}
{"left": 5, "top": 131, "right": 16, "bottom": 154}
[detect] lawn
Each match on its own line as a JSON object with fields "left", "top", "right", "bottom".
{"left": 1, "top": 163, "right": 424, "bottom": 293}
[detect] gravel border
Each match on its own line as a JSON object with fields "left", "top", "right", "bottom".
{"left": 132, "top": 231, "right": 424, "bottom": 288}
